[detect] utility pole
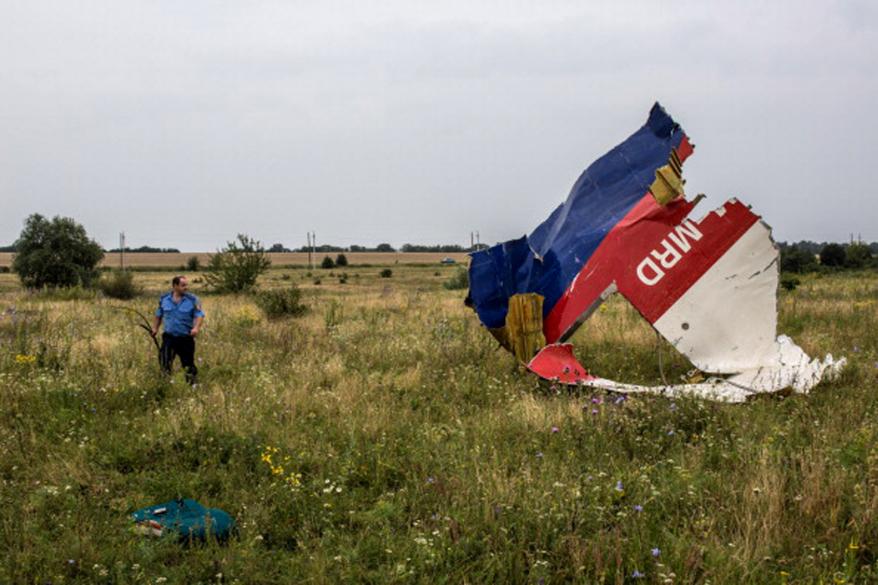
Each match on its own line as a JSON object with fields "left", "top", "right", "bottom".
{"left": 312, "top": 232, "right": 316, "bottom": 270}
{"left": 470, "top": 232, "right": 474, "bottom": 250}
{"left": 307, "top": 232, "right": 312, "bottom": 269}
{"left": 476, "top": 231, "right": 480, "bottom": 249}
{"left": 119, "top": 232, "right": 126, "bottom": 271}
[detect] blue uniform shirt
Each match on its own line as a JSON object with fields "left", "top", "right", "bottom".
{"left": 155, "top": 292, "right": 205, "bottom": 337}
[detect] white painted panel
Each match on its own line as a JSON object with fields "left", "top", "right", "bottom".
{"left": 652, "top": 221, "right": 780, "bottom": 372}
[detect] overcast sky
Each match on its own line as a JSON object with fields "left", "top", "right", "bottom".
{"left": 2, "top": 0, "right": 876, "bottom": 251}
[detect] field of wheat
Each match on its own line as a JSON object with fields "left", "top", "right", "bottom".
{"left": 0, "top": 266, "right": 876, "bottom": 584}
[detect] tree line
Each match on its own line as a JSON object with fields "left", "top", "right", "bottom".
{"left": 778, "top": 241, "right": 876, "bottom": 272}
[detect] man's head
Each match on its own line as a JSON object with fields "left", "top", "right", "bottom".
{"left": 171, "top": 275, "right": 189, "bottom": 294}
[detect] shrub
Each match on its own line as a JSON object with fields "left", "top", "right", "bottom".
{"left": 780, "top": 276, "right": 800, "bottom": 292}
{"left": 321, "top": 256, "right": 335, "bottom": 269}
{"left": 380, "top": 268, "right": 393, "bottom": 278}
{"left": 335, "top": 254, "right": 348, "bottom": 267}
{"left": 780, "top": 245, "right": 817, "bottom": 273}
{"left": 845, "top": 243, "right": 872, "bottom": 269}
{"left": 12, "top": 214, "right": 104, "bottom": 289}
{"left": 819, "top": 243, "right": 846, "bottom": 267}
{"left": 204, "top": 234, "right": 271, "bottom": 293}
{"left": 313, "top": 278, "right": 322, "bottom": 285}
{"left": 98, "top": 270, "right": 142, "bottom": 299}
{"left": 255, "top": 286, "right": 307, "bottom": 319}
{"left": 443, "top": 267, "right": 469, "bottom": 290}
{"left": 186, "top": 256, "right": 201, "bottom": 271}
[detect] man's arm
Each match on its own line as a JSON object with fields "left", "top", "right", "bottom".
{"left": 190, "top": 315, "right": 203, "bottom": 337}
{"left": 151, "top": 315, "right": 162, "bottom": 337}
{"left": 191, "top": 299, "right": 205, "bottom": 336}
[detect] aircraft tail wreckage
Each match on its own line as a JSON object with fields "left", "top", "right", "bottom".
{"left": 467, "top": 103, "right": 845, "bottom": 402}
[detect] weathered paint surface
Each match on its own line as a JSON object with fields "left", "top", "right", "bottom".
{"left": 468, "top": 103, "right": 844, "bottom": 401}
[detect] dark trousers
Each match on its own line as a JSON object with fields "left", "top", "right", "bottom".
{"left": 160, "top": 333, "right": 198, "bottom": 384}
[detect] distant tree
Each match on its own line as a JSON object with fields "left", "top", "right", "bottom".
{"left": 186, "top": 256, "right": 201, "bottom": 271}
{"left": 844, "top": 243, "right": 872, "bottom": 269}
{"left": 380, "top": 268, "right": 393, "bottom": 278}
{"left": 780, "top": 245, "right": 817, "bottom": 273}
{"left": 819, "top": 243, "right": 846, "bottom": 267}
{"left": 375, "top": 243, "right": 395, "bottom": 253}
{"left": 335, "top": 253, "right": 348, "bottom": 267}
{"left": 204, "top": 234, "right": 271, "bottom": 292}
{"left": 321, "top": 256, "right": 335, "bottom": 269}
{"left": 268, "top": 243, "right": 290, "bottom": 253}
{"left": 349, "top": 245, "right": 366, "bottom": 252}
{"left": 12, "top": 214, "right": 104, "bottom": 288}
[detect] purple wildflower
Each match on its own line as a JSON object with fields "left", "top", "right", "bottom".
{"left": 535, "top": 451, "right": 544, "bottom": 459}
{"left": 426, "top": 476, "right": 436, "bottom": 484}
{"left": 633, "top": 504, "right": 643, "bottom": 512}
{"left": 632, "top": 569, "right": 645, "bottom": 578}
{"left": 592, "top": 409, "right": 599, "bottom": 415}
{"left": 615, "top": 480, "right": 624, "bottom": 492}
{"left": 651, "top": 547, "right": 661, "bottom": 557}
{"left": 551, "top": 426, "right": 559, "bottom": 434}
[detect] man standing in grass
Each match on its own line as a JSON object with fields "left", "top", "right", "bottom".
{"left": 151, "top": 275, "right": 204, "bottom": 384}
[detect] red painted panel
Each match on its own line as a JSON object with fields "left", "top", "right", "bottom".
{"left": 544, "top": 195, "right": 760, "bottom": 342}
{"left": 527, "top": 344, "right": 595, "bottom": 384}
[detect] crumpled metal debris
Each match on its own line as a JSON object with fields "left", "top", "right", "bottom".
{"left": 467, "top": 103, "right": 844, "bottom": 402}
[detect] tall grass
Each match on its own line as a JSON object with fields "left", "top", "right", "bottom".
{"left": 0, "top": 269, "right": 875, "bottom": 583}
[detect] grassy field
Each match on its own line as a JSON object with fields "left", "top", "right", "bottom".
{"left": 0, "top": 266, "right": 876, "bottom": 584}
{"left": 0, "top": 252, "right": 471, "bottom": 269}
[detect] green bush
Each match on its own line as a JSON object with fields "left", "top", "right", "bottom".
{"left": 443, "top": 267, "right": 469, "bottom": 290}
{"left": 186, "top": 256, "right": 201, "bottom": 271}
{"left": 380, "top": 268, "right": 393, "bottom": 278}
{"left": 98, "top": 270, "right": 142, "bottom": 299}
{"left": 255, "top": 285, "right": 307, "bottom": 319}
{"left": 335, "top": 254, "right": 348, "bottom": 267}
{"left": 321, "top": 256, "right": 335, "bottom": 269}
{"left": 12, "top": 214, "right": 104, "bottom": 289}
{"left": 205, "top": 234, "right": 271, "bottom": 293}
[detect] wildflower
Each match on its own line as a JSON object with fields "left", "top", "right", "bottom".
{"left": 633, "top": 504, "right": 643, "bottom": 512}
{"left": 669, "top": 403, "right": 677, "bottom": 411}
{"left": 551, "top": 426, "right": 559, "bottom": 434}
{"left": 651, "top": 547, "right": 661, "bottom": 557}
{"left": 535, "top": 451, "right": 544, "bottom": 459}
{"left": 632, "top": 569, "right": 645, "bottom": 578}
{"left": 67, "top": 559, "right": 75, "bottom": 565}
{"left": 615, "top": 481, "right": 624, "bottom": 492}
{"left": 592, "top": 409, "right": 599, "bottom": 415}
{"left": 15, "top": 353, "right": 36, "bottom": 365}
{"left": 614, "top": 395, "right": 626, "bottom": 405}
{"left": 426, "top": 476, "right": 436, "bottom": 484}
{"left": 591, "top": 396, "right": 601, "bottom": 404}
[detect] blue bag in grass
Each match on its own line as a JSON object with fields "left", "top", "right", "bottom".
{"left": 132, "top": 498, "right": 234, "bottom": 542}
